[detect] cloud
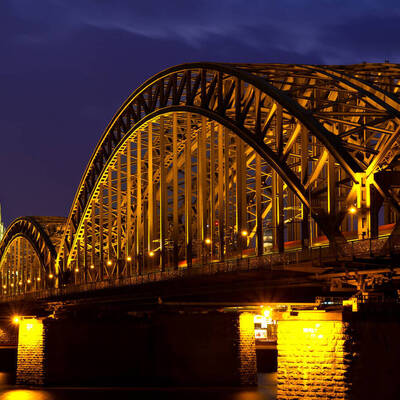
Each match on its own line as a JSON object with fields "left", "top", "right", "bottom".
{"left": 3, "top": 0, "right": 400, "bottom": 64}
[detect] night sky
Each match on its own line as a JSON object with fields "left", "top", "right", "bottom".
{"left": 1, "top": 0, "right": 399, "bottom": 226}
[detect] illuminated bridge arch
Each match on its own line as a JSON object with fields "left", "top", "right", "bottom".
{"left": 55, "top": 62, "right": 400, "bottom": 282}
{"left": 0, "top": 217, "right": 66, "bottom": 294}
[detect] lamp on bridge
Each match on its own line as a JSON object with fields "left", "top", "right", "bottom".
{"left": 74, "top": 268, "right": 79, "bottom": 273}
{"left": 126, "top": 256, "right": 132, "bottom": 262}
{"left": 348, "top": 206, "right": 357, "bottom": 214}
{"left": 48, "top": 274, "right": 54, "bottom": 279}
{"left": 36, "top": 277, "right": 41, "bottom": 282}
{"left": 240, "top": 230, "right": 248, "bottom": 259}
{"left": 90, "top": 264, "right": 95, "bottom": 269}
{"left": 148, "top": 251, "right": 155, "bottom": 257}
{"left": 107, "top": 260, "right": 112, "bottom": 266}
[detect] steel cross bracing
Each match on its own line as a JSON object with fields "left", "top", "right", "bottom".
{"left": 1, "top": 62, "right": 400, "bottom": 294}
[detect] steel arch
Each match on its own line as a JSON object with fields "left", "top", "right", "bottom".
{"left": 0, "top": 217, "right": 66, "bottom": 293}
{"left": 57, "top": 63, "right": 400, "bottom": 274}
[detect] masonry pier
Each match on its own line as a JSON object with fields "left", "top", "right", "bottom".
{"left": 15, "top": 310, "right": 257, "bottom": 387}
{"left": 277, "top": 306, "right": 400, "bottom": 400}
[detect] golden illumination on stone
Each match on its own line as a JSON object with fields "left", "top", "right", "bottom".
{"left": 238, "top": 312, "right": 257, "bottom": 385}
{"left": 16, "top": 318, "right": 45, "bottom": 385}
{"left": 277, "top": 311, "right": 348, "bottom": 399}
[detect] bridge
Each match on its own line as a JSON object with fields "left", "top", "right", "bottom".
{"left": 1, "top": 63, "right": 400, "bottom": 399}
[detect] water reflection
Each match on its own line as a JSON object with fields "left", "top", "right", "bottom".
{"left": 0, "top": 387, "right": 273, "bottom": 400}
{"left": 0, "top": 390, "right": 54, "bottom": 400}
{"left": 0, "top": 373, "right": 276, "bottom": 400}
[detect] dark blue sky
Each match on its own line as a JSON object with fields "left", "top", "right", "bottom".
{"left": 1, "top": 0, "right": 399, "bottom": 225}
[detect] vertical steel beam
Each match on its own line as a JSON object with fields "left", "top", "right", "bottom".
{"left": 99, "top": 184, "right": 104, "bottom": 280}
{"left": 135, "top": 134, "right": 142, "bottom": 274}
{"left": 255, "top": 153, "right": 263, "bottom": 256}
{"left": 148, "top": 123, "right": 154, "bottom": 260}
{"left": 76, "top": 239, "right": 81, "bottom": 284}
{"left": 126, "top": 141, "right": 132, "bottom": 275}
{"left": 224, "top": 129, "right": 230, "bottom": 251}
{"left": 172, "top": 114, "right": 179, "bottom": 268}
{"left": 159, "top": 116, "right": 167, "bottom": 271}
{"left": 327, "top": 154, "right": 337, "bottom": 216}
{"left": 198, "top": 116, "right": 207, "bottom": 260}
{"left": 185, "top": 114, "right": 193, "bottom": 267}
{"left": 272, "top": 171, "right": 284, "bottom": 253}
{"left": 84, "top": 219, "right": 88, "bottom": 283}
{"left": 301, "top": 127, "right": 310, "bottom": 248}
{"left": 235, "top": 137, "right": 247, "bottom": 248}
{"left": 107, "top": 171, "right": 112, "bottom": 266}
{"left": 209, "top": 122, "right": 215, "bottom": 259}
{"left": 217, "top": 125, "right": 225, "bottom": 260}
{"left": 91, "top": 202, "right": 96, "bottom": 280}
{"left": 116, "top": 154, "right": 122, "bottom": 276}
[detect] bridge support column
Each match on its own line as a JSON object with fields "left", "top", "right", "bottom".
{"left": 277, "top": 307, "right": 400, "bottom": 400}
{"left": 16, "top": 318, "right": 45, "bottom": 385}
{"left": 14, "top": 311, "right": 256, "bottom": 387}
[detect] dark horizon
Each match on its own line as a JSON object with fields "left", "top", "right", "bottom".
{"left": 1, "top": 0, "right": 399, "bottom": 226}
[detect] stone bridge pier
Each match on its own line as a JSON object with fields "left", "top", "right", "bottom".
{"left": 15, "top": 310, "right": 257, "bottom": 387}
{"left": 0, "top": 321, "right": 18, "bottom": 382}
{"left": 13, "top": 305, "right": 400, "bottom": 399}
{"left": 277, "top": 307, "right": 400, "bottom": 400}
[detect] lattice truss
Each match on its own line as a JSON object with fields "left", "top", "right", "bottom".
{"left": 0, "top": 237, "right": 44, "bottom": 295}
{"left": 2, "top": 63, "right": 400, "bottom": 289}
{"left": 0, "top": 217, "right": 63, "bottom": 294}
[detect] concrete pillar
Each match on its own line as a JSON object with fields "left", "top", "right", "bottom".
{"left": 277, "top": 307, "right": 400, "bottom": 400}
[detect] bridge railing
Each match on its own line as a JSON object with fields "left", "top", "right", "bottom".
{"left": 1, "top": 234, "right": 398, "bottom": 303}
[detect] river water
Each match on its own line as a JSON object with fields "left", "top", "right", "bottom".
{"left": 0, "top": 373, "right": 276, "bottom": 400}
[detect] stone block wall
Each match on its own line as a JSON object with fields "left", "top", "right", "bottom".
{"left": 237, "top": 312, "right": 257, "bottom": 385}
{"left": 15, "top": 311, "right": 257, "bottom": 387}
{"left": 277, "top": 307, "right": 400, "bottom": 400}
{"left": 277, "top": 313, "right": 350, "bottom": 400}
{"left": 0, "top": 323, "right": 17, "bottom": 347}
{"left": 16, "top": 318, "right": 46, "bottom": 385}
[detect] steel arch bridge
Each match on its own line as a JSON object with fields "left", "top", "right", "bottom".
{"left": 1, "top": 62, "right": 400, "bottom": 296}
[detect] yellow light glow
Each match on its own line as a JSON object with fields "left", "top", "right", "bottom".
{"left": 27, "top": 279, "right": 31, "bottom": 284}
{"left": 90, "top": 264, "right": 95, "bottom": 269}
{"left": 205, "top": 238, "right": 212, "bottom": 245}
{"left": 278, "top": 318, "right": 343, "bottom": 399}
{"left": 107, "top": 260, "right": 112, "bottom": 266}
{"left": 348, "top": 206, "right": 357, "bottom": 214}
{"left": 263, "top": 308, "right": 271, "bottom": 318}
{"left": 36, "top": 277, "right": 41, "bottom": 282}
{"left": 149, "top": 251, "right": 155, "bottom": 257}
{"left": 18, "top": 281, "right": 22, "bottom": 286}
{"left": 18, "top": 319, "right": 45, "bottom": 385}
{"left": 2, "top": 285, "right": 6, "bottom": 289}
{"left": 241, "top": 230, "right": 248, "bottom": 237}
{"left": 126, "top": 256, "right": 132, "bottom": 262}
{"left": 10, "top": 283, "right": 14, "bottom": 288}
{"left": 48, "top": 274, "right": 54, "bottom": 279}
{"left": 12, "top": 316, "right": 20, "bottom": 324}
{"left": 74, "top": 268, "right": 79, "bottom": 273}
